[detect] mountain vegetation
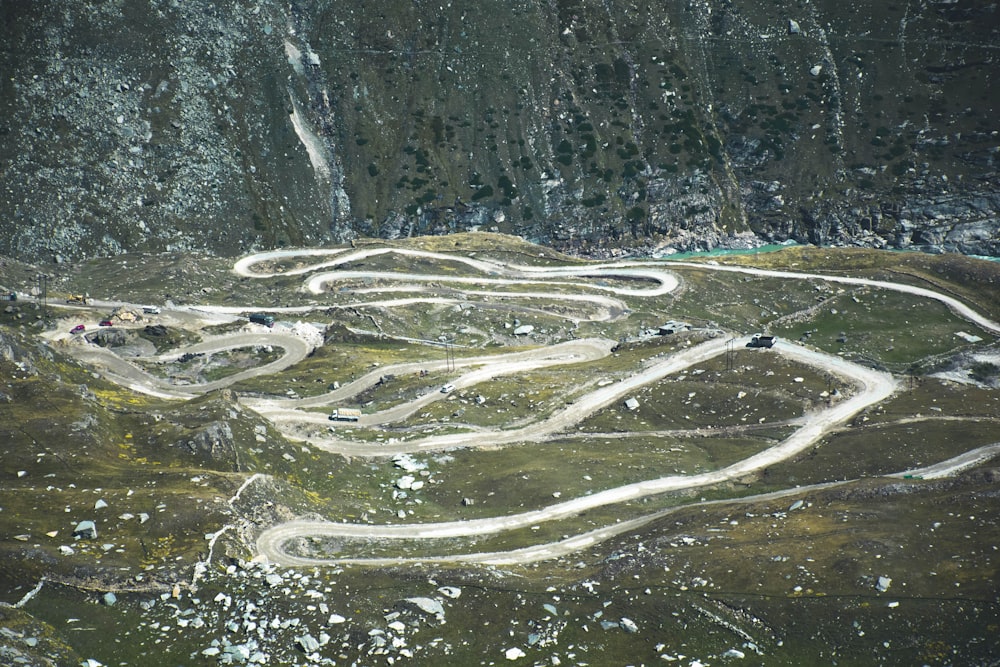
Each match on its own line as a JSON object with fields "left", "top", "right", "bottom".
{"left": 1, "top": 0, "right": 997, "bottom": 262}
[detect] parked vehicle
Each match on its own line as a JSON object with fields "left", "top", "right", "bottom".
{"left": 440, "top": 383, "right": 456, "bottom": 394}
{"left": 249, "top": 312, "right": 275, "bottom": 327}
{"left": 70, "top": 324, "right": 85, "bottom": 334}
{"left": 99, "top": 320, "right": 114, "bottom": 327}
{"left": 142, "top": 306, "right": 161, "bottom": 314}
{"left": 1, "top": 292, "right": 15, "bottom": 301}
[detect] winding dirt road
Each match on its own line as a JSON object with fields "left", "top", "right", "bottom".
{"left": 243, "top": 336, "right": 615, "bottom": 440}
{"left": 48, "top": 244, "right": 999, "bottom": 566}
{"left": 254, "top": 335, "right": 896, "bottom": 566}
{"left": 66, "top": 332, "right": 312, "bottom": 399}
{"left": 668, "top": 261, "right": 1000, "bottom": 335}
{"left": 240, "top": 247, "right": 996, "bottom": 566}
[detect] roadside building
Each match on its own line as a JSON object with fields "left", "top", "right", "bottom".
{"left": 658, "top": 321, "right": 691, "bottom": 335}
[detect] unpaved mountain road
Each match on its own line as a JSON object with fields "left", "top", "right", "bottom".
{"left": 668, "top": 261, "right": 1000, "bottom": 335}
{"left": 45, "top": 245, "right": 998, "bottom": 566}
{"left": 254, "top": 335, "right": 897, "bottom": 566}
{"left": 244, "top": 336, "right": 616, "bottom": 443}
{"left": 63, "top": 332, "right": 312, "bottom": 399}
{"left": 241, "top": 248, "right": 995, "bottom": 566}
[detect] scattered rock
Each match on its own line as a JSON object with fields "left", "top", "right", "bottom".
{"left": 437, "top": 586, "right": 461, "bottom": 599}
{"left": 392, "top": 453, "right": 426, "bottom": 473}
{"left": 400, "top": 597, "right": 445, "bottom": 622}
{"left": 222, "top": 642, "right": 252, "bottom": 663}
{"left": 73, "top": 520, "right": 97, "bottom": 540}
{"left": 297, "top": 634, "right": 320, "bottom": 653}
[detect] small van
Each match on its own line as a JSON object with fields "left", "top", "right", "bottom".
{"left": 440, "top": 383, "right": 456, "bottom": 394}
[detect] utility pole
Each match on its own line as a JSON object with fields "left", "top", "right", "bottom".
{"left": 37, "top": 273, "right": 49, "bottom": 320}
{"left": 446, "top": 338, "right": 455, "bottom": 372}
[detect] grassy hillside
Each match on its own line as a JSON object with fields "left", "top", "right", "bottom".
{"left": 0, "top": 237, "right": 997, "bottom": 665}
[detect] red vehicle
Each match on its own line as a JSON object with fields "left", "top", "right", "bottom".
{"left": 70, "top": 324, "right": 86, "bottom": 334}
{"left": 99, "top": 320, "right": 113, "bottom": 327}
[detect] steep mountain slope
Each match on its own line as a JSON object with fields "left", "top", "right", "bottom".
{"left": 1, "top": 0, "right": 997, "bottom": 261}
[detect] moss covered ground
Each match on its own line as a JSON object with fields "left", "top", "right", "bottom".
{"left": 1, "top": 235, "right": 997, "bottom": 665}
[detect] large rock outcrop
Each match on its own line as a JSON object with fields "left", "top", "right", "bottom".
{"left": 1, "top": 0, "right": 997, "bottom": 260}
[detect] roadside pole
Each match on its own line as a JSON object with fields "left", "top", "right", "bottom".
{"left": 37, "top": 273, "right": 49, "bottom": 321}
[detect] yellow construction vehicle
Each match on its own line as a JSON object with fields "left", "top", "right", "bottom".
{"left": 65, "top": 294, "right": 93, "bottom": 305}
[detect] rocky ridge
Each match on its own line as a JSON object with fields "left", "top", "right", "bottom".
{"left": 1, "top": 1, "right": 998, "bottom": 257}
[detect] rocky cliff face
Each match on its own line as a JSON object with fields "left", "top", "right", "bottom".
{"left": 1, "top": 0, "right": 997, "bottom": 261}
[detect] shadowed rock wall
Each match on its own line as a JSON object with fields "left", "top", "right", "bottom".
{"left": 1, "top": 0, "right": 997, "bottom": 261}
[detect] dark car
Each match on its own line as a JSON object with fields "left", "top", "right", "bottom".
{"left": 99, "top": 320, "right": 114, "bottom": 327}
{"left": 70, "top": 324, "right": 86, "bottom": 334}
